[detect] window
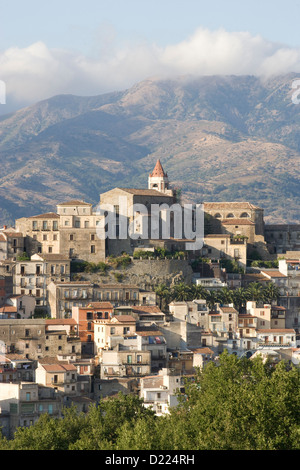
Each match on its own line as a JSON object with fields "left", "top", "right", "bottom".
{"left": 91, "top": 245, "right": 95, "bottom": 253}
{"left": 43, "top": 234, "right": 47, "bottom": 241}
{"left": 53, "top": 221, "right": 58, "bottom": 230}
{"left": 42, "top": 221, "right": 48, "bottom": 230}
{"left": 70, "top": 234, "right": 74, "bottom": 241}
{"left": 32, "top": 221, "right": 38, "bottom": 230}
{"left": 26, "top": 392, "right": 31, "bottom": 401}
{"left": 127, "top": 355, "right": 132, "bottom": 364}
{"left": 53, "top": 234, "right": 58, "bottom": 241}
{"left": 64, "top": 220, "right": 70, "bottom": 226}
{"left": 110, "top": 327, "right": 115, "bottom": 335}
{"left": 75, "top": 220, "right": 80, "bottom": 228}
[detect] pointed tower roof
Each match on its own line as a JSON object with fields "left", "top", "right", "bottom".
{"left": 149, "top": 159, "right": 167, "bottom": 177}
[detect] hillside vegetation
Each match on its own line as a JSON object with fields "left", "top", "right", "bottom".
{"left": 0, "top": 73, "right": 299, "bottom": 225}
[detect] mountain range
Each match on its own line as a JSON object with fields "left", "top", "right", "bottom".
{"left": 0, "top": 73, "right": 299, "bottom": 226}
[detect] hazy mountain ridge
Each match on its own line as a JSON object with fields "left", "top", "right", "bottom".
{"left": 0, "top": 74, "right": 299, "bottom": 226}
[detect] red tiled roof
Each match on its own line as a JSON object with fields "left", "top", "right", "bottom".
{"left": 118, "top": 188, "right": 173, "bottom": 197}
{"left": 42, "top": 363, "right": 77, "bottom": 372}
{"left": 257, "top": 329, "right": 295, "bottom": 333}
{"left": 204, "top": 202, "right": 261, "bottom": 210}
{"left": 111, "top": 315, "right": 136, "bottom": 323}
{"left": 149, "top": 159, "right": 167, "bottom": 177}
{"left": 29, "top": 212, "right": 60, "bottom": 219}
{"left": 219, "top": 306, "right": 238, "bottom": 313}
{"left": 85, "top": 302, "right": 114, "bottom": 310}
{"left": 57, "top": 200, "right": 91, "bottom": 206}
{"left": 192, "top": 347, "right": 214, "bottom": 355}
{"left": 261, "top": 270, "right": 287, "bottom": 278}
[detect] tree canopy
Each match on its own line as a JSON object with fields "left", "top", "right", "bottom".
{"left": 1, "top": 352, "right": 299, "bottom": 450}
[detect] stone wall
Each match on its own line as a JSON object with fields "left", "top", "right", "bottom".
{"left": 83, "top": 258, "right": 194, "bottom": 290}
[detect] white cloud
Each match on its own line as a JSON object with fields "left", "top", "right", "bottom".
{"left": 1, "top": 28, "right": 300, "bottom": 110}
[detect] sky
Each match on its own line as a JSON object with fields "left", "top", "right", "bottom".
{"left": 1, "top": 0, "right": 300, "bottom": 113}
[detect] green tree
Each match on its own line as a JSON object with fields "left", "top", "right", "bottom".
{"left": 263, "top": 282, "right": 280, "bottom": 304}
{"left": 218, "top": 287, "right": 233, "bottom": 305}
{"left": 245, "top": 282, "right": 264, "bottom": 302}
{"left": 170, "top": 282, "right": 193, "bottom": 301}
{"left": 154, "top": 283, "right": 171, "bottom": 310}
{"left": 232, "top": 287, "right": 247, "bottom": 312}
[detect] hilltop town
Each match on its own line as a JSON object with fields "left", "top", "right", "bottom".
{"left": 0, "top": 159, "right": 299, "bottom": 439}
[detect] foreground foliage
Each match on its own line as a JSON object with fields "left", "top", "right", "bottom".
{"left": 1, "top": 352, "right": 299, "bottom": 450}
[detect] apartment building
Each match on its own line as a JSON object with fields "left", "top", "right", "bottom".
{"left": 0, "top": 381, "right": 63, "bottom": 438}
{"left": 16, "top": 200, "right": 105, "bottom": 262}
{"left": 13, "top": 253, "right": 70, "bottom": 310}
{"left": 48, "top": 280, "right": 94, "bottom": 318}
{"left": 72, "top": 302, "right": 114, "bottom": 355}
{"left": 0, "top": 319, "right": 46, "bottom": 359}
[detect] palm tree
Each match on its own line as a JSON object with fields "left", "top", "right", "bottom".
{"left": 232, "top": 287, "right": 247, "bottom": 313}
{"left": 171, "top": 282, "right": 193, "bottom": 302}
{"left": 191, "top": 284, "right": 209, "bottom": 300}
{"left": 263, "top": 282, "right": 280, "bottom": 304}
{"left": 245, "top": 282, "right": 264, "bottom": 302}
{"left": 205, "top": 290, "right": 220, "bottom": 312}
{"left": 218, "top": 287, "right": 233, "bottom": 306}
{"left": 154, "top": 283, "right": 171, "bottom": 310}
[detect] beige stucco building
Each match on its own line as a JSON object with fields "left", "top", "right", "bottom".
{"left": 16, "top": 200, "right": 105, "bottom": 263}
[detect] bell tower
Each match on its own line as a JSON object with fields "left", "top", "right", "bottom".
{"left": 148, "top": 159, "right": 173, "bottom": 195}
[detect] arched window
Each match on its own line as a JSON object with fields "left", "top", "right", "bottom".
{"left": 226, "top": 213, "right": 234, "bottom": 218}
{"left": 214, "top": 213, "right": 222, "bottom": 218}
{"left": 240, "top": 212, "right": 250, "bottom": 218}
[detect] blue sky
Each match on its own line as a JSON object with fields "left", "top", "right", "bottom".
{"left": 1, "top": 0, "right": 300, "bottom": 111}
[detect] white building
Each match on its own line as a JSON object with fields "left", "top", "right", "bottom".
{"left": 140, "top": 368, "right": 184, "bottom": 415}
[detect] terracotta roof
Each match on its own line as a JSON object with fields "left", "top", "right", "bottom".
{"left": 36, "top": 254, "right": 70, "bottom": 261}
{"left": 4, "top": 232, "right": 24, "bottom": 237}
{"left": 192, "top": 347, "right": 214, "bottom": 355}
{"left": 149, "top": 159, "right": 167, "bottom": 178}
{"left": 117, "top": 188, "right": 173, "bottom": 197}
{"left": 29, "top": 212, "right": 60, "bottom": 219}
{"left": 131, "top": 306, "right": 162, "bottom": 314}
{"left": 57, "top": 200, "right": 92, "bottom": 206}
{"left": 219, "top": 306, "right": 238, "bottom": 313}
{"left": 261, "top": 270, "right": 287, "bottom": 278}
{"left": 257, "top": 329, "right": 295, "bottom": 334}
{"left": 42, "top": 363, "right": 77, "bottom": 372}
{"left": 0, "top": 305, "right": 17, "bottom": 312}
{"left": 55, "top": 281, "right": 93, "bottom": 286}
{"left": 97, "top": 284, "right": 139, "bottom": 289}
{"left": 84, "top": 302, "right": 114, "bottom": 309}
{"left": 204, "top": 202, "right": 261, "bottom": 210}
{"left": 111, "top": 315, "right": 136, "bottom": 323}
{"left": 136, "top": 330, "right": 163, "bottom": 336}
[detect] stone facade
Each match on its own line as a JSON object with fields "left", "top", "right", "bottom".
{"left": 0, "top": 319, "right": 46, "bottom": 359}
{"left": 16, "top": 201, "right": 105, "bottom": 263}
